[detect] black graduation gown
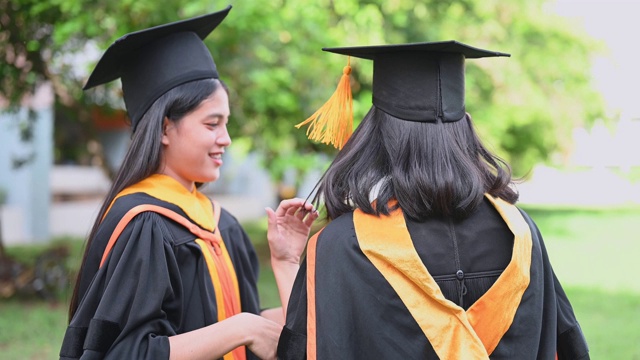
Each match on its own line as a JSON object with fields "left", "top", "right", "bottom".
{"left": 59, "top": 189, "right": 261, "bottom": 360}
{"left": 278, "top": 197, "right": 589, "bottom": 359}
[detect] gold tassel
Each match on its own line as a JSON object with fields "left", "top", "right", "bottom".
{"left": 296, "top": 57, "right": 353, "bottom": 150}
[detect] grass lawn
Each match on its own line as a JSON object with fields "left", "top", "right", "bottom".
{"left": 1, "top": 207, "right": 639, "bottom": 359}
{"left": 523, "top": 205, "right": 640, "bottom": 293}
{"left": 564, "top": 287, "right": 640, "bottom": 359}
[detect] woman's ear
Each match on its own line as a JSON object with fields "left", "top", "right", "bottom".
{"left": 161, "top": 117, "right": 171, "bottom": 145}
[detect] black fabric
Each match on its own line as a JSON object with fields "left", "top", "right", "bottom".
{"left": 323, "top": 40, "right": 510, "bottom": 122}
{"left": 279, "top": 200, "right": 589, "bottom": 359}
{"left": 277, "top": 325, "right": 307, "bottom": 360}
{"left": 557, "top": 325, "right": 590, "bottom": 360}
{"left": 279, "top": 213, "right": 439, "bottom": 359}
{"left": 406, "top": 198, "right": 513, "bottom": 309}
{"left": 526, "top": 210, "right": 590, "bottom": 360}
{"left": 59, "top": 326, "right": 88, "bottom": 359}
{"left": 83, "top": 5, "right": 231, "bottom": 130}
{"left": 372, "top": 52, "right": 466, "bottom": 122}
{"left": 60, "top": 192, "right": 261, "bottom": 360}
{"left": 84, "top": 319, "right": 121, "bottom": 353}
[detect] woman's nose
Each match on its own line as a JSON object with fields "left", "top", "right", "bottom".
{"left": 217, "top": 125, "right": 232, "bottom": 146}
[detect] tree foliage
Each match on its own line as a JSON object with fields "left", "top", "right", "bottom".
{"left": 1, "top": 0, "right": 605, "bottom": 181}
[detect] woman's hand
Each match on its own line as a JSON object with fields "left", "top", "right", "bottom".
{"left": 235, "top": 313, "right": 282, "bottom": 360}
{"left": 168, "top": 312, "right": 282, "bottom": 360}
{"left": 266, "top": 198, "right": 318, "bottom": 316}
{"left": 266, "top": 198, "right": 318, "bottom": 264}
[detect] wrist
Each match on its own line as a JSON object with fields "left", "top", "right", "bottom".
{"left": 227, "top": 313, "right": 254, "bottom": 346}
{"left": 270, "top": 256, "right": 301, "bottom": 269}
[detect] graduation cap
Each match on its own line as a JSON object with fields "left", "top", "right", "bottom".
{"left": 84, "top": 5, "right": 232, "bottom": 131}
{"left": 296, "top": 40, "right": 510, "bottom": 149}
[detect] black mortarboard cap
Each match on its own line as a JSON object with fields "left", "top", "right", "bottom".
{"left": 324, "top": 40, "right": 510, "bottom": 123}
{"left": 83, "top": 5, "right": 232, "bottom": 130}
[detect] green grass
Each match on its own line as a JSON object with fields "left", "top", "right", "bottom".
{"left": 522, "top": 206, "right": 640, "bottom": 293}
{"left": 0, "top": 298, "right": 69, "bottom": 360}
{"left": 1, "top": 208, "right": 639, "bottom": 359}
{"left": 565, "top": 287, "right": 640, "bottom": 359}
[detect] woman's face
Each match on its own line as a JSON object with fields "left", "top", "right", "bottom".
{"left": 159, "top": 86, "right": 231, "bottom": 190}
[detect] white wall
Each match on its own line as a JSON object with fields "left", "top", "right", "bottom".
{"left": 0, "top": 84, "right": 53, "bottom": 244}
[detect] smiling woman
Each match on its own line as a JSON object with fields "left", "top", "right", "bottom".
{"left": 159, "top": 83, "right": 232, "bottom": 189}
{"left": 59, "top": 6, "right": 318, "bottom": 360}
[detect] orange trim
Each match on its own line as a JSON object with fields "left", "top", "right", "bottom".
{"left": 306, "top": 230, "right": 322, "bottom": 360}
{"left": 100, "top": 205, "right": 152, "bottom": 267}
{"left": 100, "top": 204, "right": 218, "bottom": 267}
{"left": 99, "top": 202, "right": 245, "bottom": 360}
{"left": 196, "top": 239, "right": 226, "bottom": 317}
{"left": 212, "top": 200, "right": 242, "bottom": 319}
{"left": 196, "top": 239, "right": 245, "bottom": 360}
{"left": 353, "top": 194, "right": 532, "bottom": 358}
{"left": 354, "top": 207, "right": 488, "bottom": 359}
{"left": 466, "top": 195, "right": 532, "bottom": 354}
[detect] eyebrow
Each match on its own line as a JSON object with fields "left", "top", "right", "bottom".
{"left": 202, "top": 113, "right": 230, "bottom": 121}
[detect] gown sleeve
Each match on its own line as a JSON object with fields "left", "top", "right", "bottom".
{"left": 278, "top": 214, "right": 432, "bottom": 359}
{"left": 523, "top": 211, "right": 590, "bottom": 360}
{"left": 60, "top": 212, "right": 182, "bottom": 360}
{"left": 277, "top": 257, "right": 309, "bottom": 360}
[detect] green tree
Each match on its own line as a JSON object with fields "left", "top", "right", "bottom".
{"left": 1, "top": 0, "right": 604, "bottom": 184}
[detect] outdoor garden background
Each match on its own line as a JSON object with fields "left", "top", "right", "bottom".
{"left": 1, "top": 0, "right": 639, "bottom": 358}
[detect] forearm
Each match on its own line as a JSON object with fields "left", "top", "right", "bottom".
{"left": 261, "top": 307, "right": 285, "bottom": 325}
{"left": 168, "top": 314, "right": 248, "bottom": 360}
{"left": 271, "top": 259, "right": 300, "bottom": 317}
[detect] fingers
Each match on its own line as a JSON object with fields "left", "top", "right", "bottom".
{"left": 265, "top": 207, "right": 276, "bottom": 223}
{"left": 285, "top": 205, "right": 298, "bottom": 217}
{"left": 294, "top": 205, "right": 319, "bottom": 224}
{"left": 303, "top": 209, "right": 319, "bottom": 227}
{"left": 276, "top": 198, "right": 317, "bottom": 218}
{"left": 275, "top": 198, "right": 301, "bottom": 216}
{"left": 265, "top": 206, "right": 275, "bottom": 216}
{"left": 265, "top": 207, "right": 277, "bottom": 236}
{"left": 294, "top": 207, "right": 308, "bottom": 220}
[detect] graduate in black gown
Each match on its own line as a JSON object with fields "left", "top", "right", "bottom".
{"left": 279, "top": 41, "right": 589, "bottom": 359}
{"left": 59, "top": 6, "right": 318, "bottom": 360}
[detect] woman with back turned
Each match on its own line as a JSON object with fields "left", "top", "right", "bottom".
{"left": 278, "top": 41, "right": 589, "bottom": 359}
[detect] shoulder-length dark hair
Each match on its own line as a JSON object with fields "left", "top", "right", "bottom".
{"left": 68, "top": 78, "right": 225, "bottom": 321}
{"left": 314, "top": 106, "right": 518, "bottom": 221}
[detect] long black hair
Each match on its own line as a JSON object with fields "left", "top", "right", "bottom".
{"left": 314, "top": 106, "right": 518, "bottom": 221}
{"left": 68, "top": 78, "right": 225, "bottom": 321}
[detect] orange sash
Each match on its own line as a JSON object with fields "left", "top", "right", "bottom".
{"left": 306, "top": 195, "right": 532, "bottom": 359}
{"left": 355, "top": 195, "right": 532, "bottom": 358}
{"left": 99, "top": 201, "right": 246, "bottom": 360}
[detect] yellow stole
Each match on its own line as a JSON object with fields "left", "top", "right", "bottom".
{"left": 103, "top": 174, "right": 245, "bottom": 360}
{"left": 354, "top": 195, "right": 532, "bottom": 358}
{"left": 306, "top": 195, "right": 532, "bottom": 359}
